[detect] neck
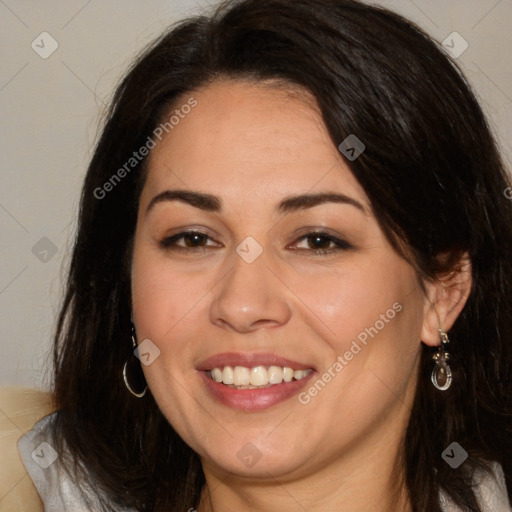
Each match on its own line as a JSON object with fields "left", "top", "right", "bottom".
{"left": 196, "top": 411, "right": 413, "bottom": 512}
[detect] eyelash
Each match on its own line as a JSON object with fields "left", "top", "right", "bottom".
{"left": 159, "top": 230, "right": 353, "bottom": 256}
{"left": 293, "top": 232, "right": 353, "bottom": 255}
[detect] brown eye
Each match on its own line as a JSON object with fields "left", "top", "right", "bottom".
{"left": 306, "top": 234, "right": 332, "bottom": 250}
{"left": 292, "top": 231, "right": 353, "bottom": 255}
{"left": 182, "top": 233, "right": 208, "bottom": 247}
{"left": 159, "top": 230, "right": 220, "bottom": 250}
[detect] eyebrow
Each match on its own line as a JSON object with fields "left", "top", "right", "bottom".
{"left": 146, "top": 190, "right": 221, "bottom": 213}
{"left": 146, "top": 190, "right": 366, "bottom": 214}
{"left": 277, "top": 192, "right": 366, "bottom": 214}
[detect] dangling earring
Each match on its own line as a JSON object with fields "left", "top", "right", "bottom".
{"left": 431, "top": 330, "right": 452, "bottom": 391}
{"left": 122, "top": 324, "right": 147, "bottom": 398}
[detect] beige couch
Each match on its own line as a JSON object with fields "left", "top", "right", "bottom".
{"left": 0, "top": 387, "right": 55, "bottom": 512}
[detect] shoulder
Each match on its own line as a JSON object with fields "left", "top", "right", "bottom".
{"left": 440, "top": 461, "right": 511, "bottom": 512}
{"left": 17, "top": 409, "right": 136, "bottom": 511}
{"left": 475, "top": 461, "right": 511, "bottom": 511}
{"left": 16, "top": 403, "right": 97, "bottom": 510}
{"left": 0, "top": 386, "right": 54, "bottom": 511}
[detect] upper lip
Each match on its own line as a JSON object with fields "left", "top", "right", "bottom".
{"left": 196, "top": 352, "right": 315, "bottom": 371}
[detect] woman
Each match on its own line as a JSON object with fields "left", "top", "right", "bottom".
{"left": 17, "top": 0, "right": 512, "bottom": 510}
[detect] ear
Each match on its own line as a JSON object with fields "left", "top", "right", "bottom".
{"left": 420, "top": 252, "right": 472, "bottom": 346}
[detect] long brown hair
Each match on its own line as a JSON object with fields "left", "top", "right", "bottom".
{"left": 51, "top": 1, "right": 512, "bottom": 510}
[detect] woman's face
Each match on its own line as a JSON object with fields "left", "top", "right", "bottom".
{"left": 131, "top": 80, "right": 429, "bottom": 481}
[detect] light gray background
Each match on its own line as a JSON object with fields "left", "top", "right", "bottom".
{"left": 1, "top": 0, "right": 511, "bottom": 390}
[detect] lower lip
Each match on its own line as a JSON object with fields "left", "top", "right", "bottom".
{"left": 198, "top": 370, "right": 316, "bottom": 411}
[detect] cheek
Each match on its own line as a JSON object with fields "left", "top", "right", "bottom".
{"left": 293, "top": 255, "right": 425, "bottom": 410}
{"left": 131, "top": 245, "right": 190, "bottom": 342}
{"left": 295, "top": 274, "right": 423, "bottom": 443}
{"left": 130, "top": 247, "right": 204, "bottom": 415}
{"left": 291, "top": 256, "right": 420, "bottom": 349}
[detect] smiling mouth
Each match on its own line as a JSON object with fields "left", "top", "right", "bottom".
{"left": 208, "top": 365, "right": 313, "bottom": 389}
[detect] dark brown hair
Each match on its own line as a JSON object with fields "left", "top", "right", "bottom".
{"left": 51, "top": 0, "right": 512, "bottom": 510}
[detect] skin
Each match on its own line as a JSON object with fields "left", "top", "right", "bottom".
{"left": 131, "top": 80, "right": 471, "bottom": 512}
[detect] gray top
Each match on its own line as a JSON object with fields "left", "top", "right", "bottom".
{"left": 17, "top": 413, "right": 135, "bottom": 511}
{"left": 18, "top": 412, "right": 511, "bottom": 511}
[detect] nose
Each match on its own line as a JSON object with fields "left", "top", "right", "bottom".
{"left": 209, "top": 251, "right": 292, "bottom": 333}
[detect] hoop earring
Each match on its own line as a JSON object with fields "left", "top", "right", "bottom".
{"left": 122, "top": 324, "right": 147, "bottom": 398}
{"left": 431, "top": 330, "right": 452, "bottom": 391}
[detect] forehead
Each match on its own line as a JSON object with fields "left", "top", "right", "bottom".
{"left": 141, "top": 79, "right": 368, "bottom": 208}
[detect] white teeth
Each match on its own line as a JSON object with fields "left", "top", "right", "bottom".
{"left": 233, "top": 366, "right": 250, "bottom": 386}
{"left": 211, "top": 368, "right": 223, "bottom": 383}
{"left": 250, "top": 366, "right": 269, "bottom": 386}
{"left": 222, "top": 366, "right": 234, "bottom": 384}
{"left": 268, "top": 365, "right": 283, "bottom": 384}
{"left": 208, "top": 365, "right": 312, "bottom": 388}
{"left": 283, "top": 367, "right": 294, "bottom": 382}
